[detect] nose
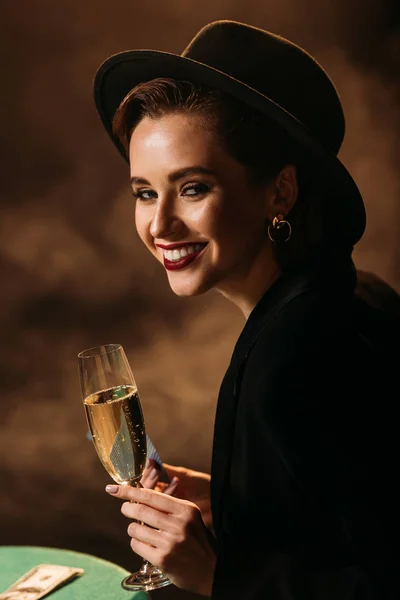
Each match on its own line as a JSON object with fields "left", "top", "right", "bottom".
{"left": 149, "top": 197, "right": 183, "bottom": 239}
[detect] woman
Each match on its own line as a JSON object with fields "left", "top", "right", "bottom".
{"left": 95, "top": 21, "right": 400, "bottom": 598}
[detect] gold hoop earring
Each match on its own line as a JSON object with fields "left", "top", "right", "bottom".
{"left": 267, "top": 213, "right": 292, "bottom": 243}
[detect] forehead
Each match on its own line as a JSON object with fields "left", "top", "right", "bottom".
{"left": 129, "top": 113, "right": 222, "bottom": 167}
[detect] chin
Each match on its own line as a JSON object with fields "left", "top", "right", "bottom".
{"left": 167, "top": 276, "right": 213, "bottom": 297}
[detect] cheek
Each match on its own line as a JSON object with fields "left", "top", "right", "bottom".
{"left": 211, "top": 202, "right": 260, "bottom": 241}
{"left": 211, "top": 206, "right": 267, "bottom": 262}
{"left": 134, "top": 206, "right": 150, "bottom": 246}
{"left": 203, "top": 199, "right": 235, "bottom": 234}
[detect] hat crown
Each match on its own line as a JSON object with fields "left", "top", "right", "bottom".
{"left": 183, "top": 20, "right": 345, "bottom": 155}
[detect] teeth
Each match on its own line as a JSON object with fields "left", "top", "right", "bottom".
{"left": 164, "top": 244, "right": 205, "bottom": 262}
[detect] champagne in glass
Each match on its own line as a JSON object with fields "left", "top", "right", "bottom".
{"left": 84, "top": 384, "right": 146, "bottom": 485}
{"left": 78, "top": 343, "right": 171, "bottom": 591}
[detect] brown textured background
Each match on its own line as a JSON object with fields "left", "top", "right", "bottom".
{"left": 0, "top": 1, "right": 399, "bottom": 598}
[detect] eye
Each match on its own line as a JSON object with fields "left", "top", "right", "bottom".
{"left": 131, "top": 189, "right": 157, "bottom": 201}
{"left": 181, "top": 183, "right": 210, "bottom": 197}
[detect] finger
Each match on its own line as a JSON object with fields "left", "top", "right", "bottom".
{"left": 154, "top": 482, "right": 169, "bottom": 493}
{"left": 142, "top": 458, "right": 160, "bottom": 476}
{"left": 162, "top": 476, "right": 179, "bottom": 496}
{"left": 106, "top": 483, "right": 192, "bottom": 515}
{"left": 127, "top": 521, "right": 168, "bottom": 549}
{"left": 141, "top": 465, "right": 160, "bottom": 489}
{"left": 130, "top": 536, "right": 162, "bottom": 567}
{"left": 121, "top": 500, "right": 173, "bottom": 531}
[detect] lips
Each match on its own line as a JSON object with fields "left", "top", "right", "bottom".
{"left": 156, "top": 242, "right": 207, "bottom": 250}
{"left": 163, "top": 244, "right": 208, "bottom": 271}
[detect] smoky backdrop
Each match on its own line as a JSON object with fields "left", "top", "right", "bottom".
{"left": 0, "top": 1, "right": 399, "bottom": 598}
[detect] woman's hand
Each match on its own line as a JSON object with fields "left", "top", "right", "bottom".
{"left": 141, "top": 462, "right": 213, "bottom": 531}
{"left": 105, "top": 484, "right": 216, "bottom": 596}
{"left": 140, "top": 459, "right": 180, "bottom": 495}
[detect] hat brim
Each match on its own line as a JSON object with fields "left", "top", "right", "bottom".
{"left": 94, "top": 49, "right": 366, "bottom": 245}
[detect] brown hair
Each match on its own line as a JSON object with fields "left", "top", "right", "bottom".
{"left": 113, "top": 78, "right": 346, "bottom": 271}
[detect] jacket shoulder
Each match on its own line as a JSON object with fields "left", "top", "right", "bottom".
{"left": 249, "top": 284, "right": 348, "bottom": 362}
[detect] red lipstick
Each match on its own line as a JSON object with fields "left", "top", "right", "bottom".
{"left": 156, "top": 242, "right": 205, "bottom": 250}
{"left": 162, "top": 244, "right": 208, "bottom": 271}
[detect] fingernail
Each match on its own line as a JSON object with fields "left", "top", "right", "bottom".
{"left": 150, "top": 468, "right": 158, "bottom": 480}
{"left": 164, "top": 476, "right": 179, "bottom": 494}
{"left": 105, "top": 485, "right": 118, "bottom": 493}
{"left": 145, "top": 458, "right": 151, "bottom": 469}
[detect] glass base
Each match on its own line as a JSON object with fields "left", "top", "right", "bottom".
{"left": 121, "top": 563, "right": 171, "bottom": 592}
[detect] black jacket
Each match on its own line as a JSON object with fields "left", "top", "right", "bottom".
{"left": 211, "top": 259, "right": 400, "bottom": 599}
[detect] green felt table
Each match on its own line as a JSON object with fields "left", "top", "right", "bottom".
{"left": 0, "top": 546, "right": 150, "bottom": 599}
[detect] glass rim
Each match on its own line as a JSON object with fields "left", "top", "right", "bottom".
{"left": 78, "top": 343, "right": 123, "bottom": 359}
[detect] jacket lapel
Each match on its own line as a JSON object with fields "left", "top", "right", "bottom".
{"left": 211, "top": 269, "right": 318, "bottom": 540}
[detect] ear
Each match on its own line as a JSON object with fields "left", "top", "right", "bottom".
{"left": 266, "top": 164, "right": 299, "bottom": 222}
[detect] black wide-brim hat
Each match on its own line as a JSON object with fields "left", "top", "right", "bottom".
{"left": 94, "top": 20, "right": 366, "bottom": 245}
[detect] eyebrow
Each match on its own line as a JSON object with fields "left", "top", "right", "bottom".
{"left": 129, "top": 166, "right": 218, "bottom": 186}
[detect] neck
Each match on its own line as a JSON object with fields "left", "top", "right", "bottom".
{"left": 214, "top": 245, "right": 281, "bottom": 320}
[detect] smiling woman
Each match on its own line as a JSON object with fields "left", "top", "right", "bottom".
{"left": 125, "top": 110, "right": 284, "bottom": 309}
{"left": 94, "top": 20, "right": 400, "bottom": 599}
{"left": 113, "top": 78, "right": 327, "bottom": 272}
{"left": 111, "top": 79, "right": 335, "bottom": 312}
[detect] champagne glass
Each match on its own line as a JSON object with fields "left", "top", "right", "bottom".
{"left": 78, "top": 343, "right": 171, "bottom": 591}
